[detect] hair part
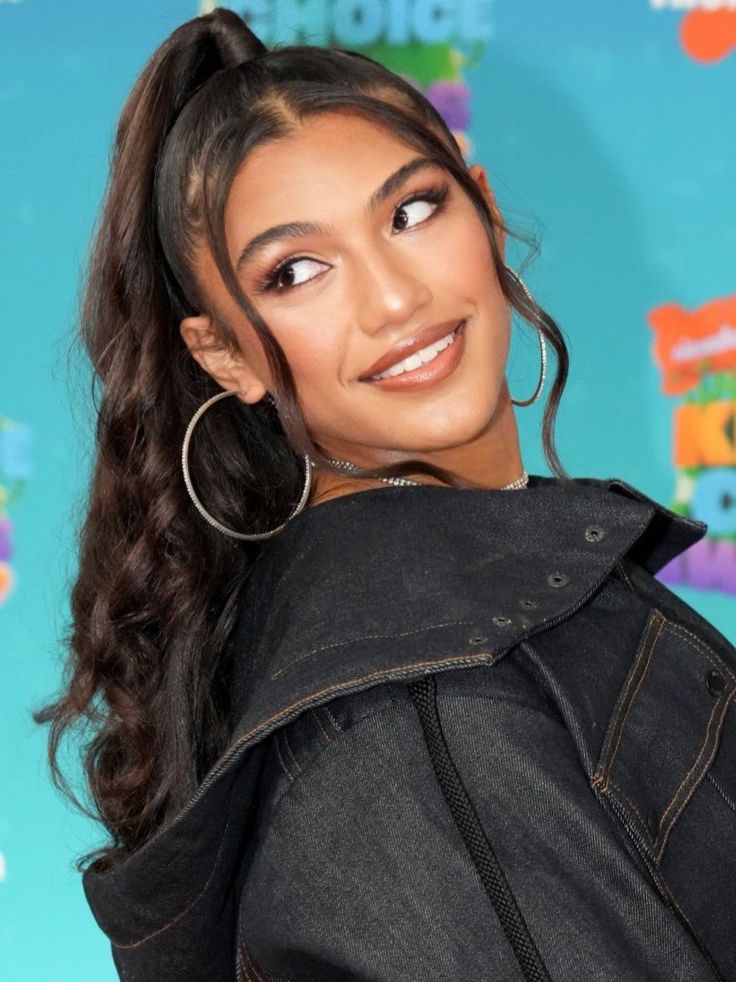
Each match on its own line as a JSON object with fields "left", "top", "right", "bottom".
{"left": 33, "top": 6, "right": 571, "bottom": 873}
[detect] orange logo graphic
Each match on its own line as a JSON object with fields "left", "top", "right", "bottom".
{"left": 680, "top": 9, "right": 736, "bottom": 63}
{"left": 648, "top": 295, "right": 736, "bottom": 396}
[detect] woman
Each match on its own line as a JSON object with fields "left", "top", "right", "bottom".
{"left": 34, "top": 7, "right": 736, "bottom": 981}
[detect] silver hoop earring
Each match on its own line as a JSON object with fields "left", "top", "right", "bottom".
{"left": 181, "top": 389, "right": 312, "bottom": 541}
{"left": 504, "top": 264, "right": 547, "bottom": 407}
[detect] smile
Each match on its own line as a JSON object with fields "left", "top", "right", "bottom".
{"left": 364, "top": 319, "right": 467, "bottom": 391}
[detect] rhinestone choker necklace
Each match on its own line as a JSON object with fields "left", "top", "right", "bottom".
{"left": 324, "top": 457, "right": 529, "bottom": 491}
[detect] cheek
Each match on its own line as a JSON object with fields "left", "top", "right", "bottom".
{"left": 429, "top": 210, "right": 496, "bottom": 294}
{"left": 273, "top": 320, "right": 344, "bottom": 395}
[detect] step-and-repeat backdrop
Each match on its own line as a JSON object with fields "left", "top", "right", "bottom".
{"left": 2, "top": 1, "right": 735, "bottom": 977}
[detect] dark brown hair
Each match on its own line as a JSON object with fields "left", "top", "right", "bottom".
{"left": 33, "top": 6, "right": 571, "bottom": 873}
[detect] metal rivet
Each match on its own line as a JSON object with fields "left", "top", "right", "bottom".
{"left": 706, "top": 670, "right": 726, "bottom": 697}
{"left": 585, "top": 525, "right": 606, "bottom": 543}
{"left": 519, "top": 598, "right": 538, "bottom": 609}
{"left": 492, "top": 615, "right": 511, "bottom": 627}
{"left": 547, "top": 571, "right": 570, "bottom": 588}
{"left": 468, "top": 634, "right": 488, "bottom": 645}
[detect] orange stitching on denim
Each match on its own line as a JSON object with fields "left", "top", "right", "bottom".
{"left": 663, "top": 619, "right": 736, "bottom": 684}
{"left": 239, "top": 938, "right": 266, "bottom": 982}
{"left": 269, "top": 618, "right": 486, "bottom": 680}
{"left": 240, "top": 936, "right": 298, "bottom": 982}
{"left": 323, "top": 705, "right": 343, "bottom": 733}
{"left": 608, "top": 611, "right": 665, "bottom": 771}
{"left": 110, "top": 654, "right": 493, "bottom": 952}
{"left": 223, "top": 651, "right": 493, "bottom": 767}
{"left": 237, "top": 937, "right": 251, "bottom": 982}
{"left": 312, "top": 708, "right": 333, "bottom": 744}
{"left": 590, "top": 769, "right": 608, "bottom": 792}
{"left": 600, "top": 610, "right": 665, "bottom": 781}
{"left": 281, "top": 730, "right": 301, "bottom": 775}
{"left": 659, "top": 691, "right": 722, "bottom": 827}
{"left": 274, "top": 733, "right": 296, "bottom": 782}
{"left": 656, "top": 685, "right": 736, "bottom": 863}
{"left": 112, "top": 810, "right": 234, "bottom": 949}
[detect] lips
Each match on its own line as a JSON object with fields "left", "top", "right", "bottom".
{"left": 358, "top": 318, "right": 465, "bottom": 381}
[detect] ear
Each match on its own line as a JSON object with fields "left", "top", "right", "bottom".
{"left": 179, "top": 315, "right": 268, "bottom": 405}
{"left": 467, "top": 163, "right": 506, "bottom": 260}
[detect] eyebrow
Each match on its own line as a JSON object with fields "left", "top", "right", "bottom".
{"left": 234, "top": 155, "right": 442, "bottom": 276}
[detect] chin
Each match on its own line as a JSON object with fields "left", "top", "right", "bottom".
{"left": 388, "top": 400, "right": 502, "bottom": 454}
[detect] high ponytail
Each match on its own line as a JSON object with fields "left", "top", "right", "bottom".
{"left": 34, "top": 7, "right": 571, "bottom": 873}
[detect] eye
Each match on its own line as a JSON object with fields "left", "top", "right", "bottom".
{"left": 261, "top": 256, "right": 329, "bottom": 293}
{"left": 392, "top": 184, "right": 449, "bottom": 233}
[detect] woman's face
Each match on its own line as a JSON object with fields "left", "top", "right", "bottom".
{"left": 184, "top": 110, "right": 516, "bottom": 481}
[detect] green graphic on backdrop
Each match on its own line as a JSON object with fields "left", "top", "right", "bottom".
{"left": 199, "top": 0, "right": 495, "bottom": 161}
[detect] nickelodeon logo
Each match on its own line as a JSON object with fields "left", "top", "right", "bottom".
{"left": 647, "top": 296, "right": 736, "bottom": 595}
{"left": 648, "top": 296, "right": 736, "bottom": 396}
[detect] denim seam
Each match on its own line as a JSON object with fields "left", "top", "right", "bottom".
{"left": 656, "top": 683, "right": 736, "bottom": 863}
{"left": 265, "top": 691, "right": 568, "bottom": 815}
{"left": 239, "top": 689, "right": 558, "bottom": 913}
{"left": 111, "top": 810, "right": 234, "bottom": 949}
{"left": 311, "top": 707, "right": 334, "bottom": 744}
{"left": 707, "top": 770, "right": 736, "bottom": 815}
{"left": 274, "top": 732, "right": 296, "bottom": 783}
{"left": 238, "top": 935, "right": 267, "bottom": 982}
{"left": 269, "top": 618, "right": 497, "bottom": 680}
{"left": 595, "top": 784, "right": 716, "bottom": 973}
{"left": 225, "top": 652, "right": 497, "bottom": 786}
{"left": 659, "top": 686, "right": 725, "bottom": 826}
{"left": 652, "top": 613, "right": 735, "bottom": 861}
{"left": 593, "top": 607, "right": 736, "bottom": 866}
{"left": 604, "top": 777, "right": 656, "bottom": 850}
{"left": 281, "top": 730, "right": 302, "bottom": 776}
{"left": 593, "top": 608, "right": 666, "bottom": 791}
{"left": 240, "top": 933, "right": 252, "bottom": 982}
{"left": 613, "top": 559, "right": 637, "bottom": 593}
{"left": 238, "top": 935, "right": 298, "bottom": 982}
{"left": 323, "top": 704, "right": 343, "bottom": 733}
{"left": 243, "top": 700, "right": 403, "bottom": 856}
{"left": 662, "top": 618, "right": 736, "bottom": 683}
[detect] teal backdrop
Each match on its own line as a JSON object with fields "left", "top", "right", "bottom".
{"left": 2, "top": 1, "right": 734, "bottom": 977}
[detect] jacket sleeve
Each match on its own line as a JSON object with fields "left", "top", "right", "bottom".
{"left": 235, "top": 669, "right": 721, "bottom": 982}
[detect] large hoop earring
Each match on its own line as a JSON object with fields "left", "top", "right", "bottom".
{"left": 504, "top": 264, "right": 547, "bottom": 407}
{"left": 181, "top": 389, "right": 312, "bottom": 541}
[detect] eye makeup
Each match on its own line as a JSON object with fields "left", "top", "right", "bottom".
{"left": 251, "top": 180, "right": 452, "bottom": 295}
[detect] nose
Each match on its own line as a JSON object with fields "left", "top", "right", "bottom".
{"left": 353, "top": 244, "right": 433, "bottom": 335}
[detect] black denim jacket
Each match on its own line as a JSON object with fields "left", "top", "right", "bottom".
{"left": 82, "top": 475, "right": 736, "bottom": 981}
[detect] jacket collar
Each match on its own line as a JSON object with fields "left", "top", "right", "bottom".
{"left": 82, "top": 474, "right": 706, "bottom": 980}
{"left": 227, "top": 472, "right": 706, "bottom": 734}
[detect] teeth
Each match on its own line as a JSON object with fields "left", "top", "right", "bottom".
{"left": 370, "top": 327, "right": 459, "bottom": 380}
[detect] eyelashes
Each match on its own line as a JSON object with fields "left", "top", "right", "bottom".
{"left": 254, "top": 181, "right": 451, "bottom": 295}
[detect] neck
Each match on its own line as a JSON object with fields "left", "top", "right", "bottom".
{"left": 310, "top": 385, "right": 524, "bottom": 505}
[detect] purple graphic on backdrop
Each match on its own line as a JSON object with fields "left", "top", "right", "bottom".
{"left": 0, "top": 415, "right": 32, "bottom": 605}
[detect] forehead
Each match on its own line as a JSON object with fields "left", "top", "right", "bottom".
{"left": 225, "top": 113, "right": 417, "bottom": 232}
